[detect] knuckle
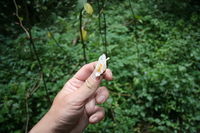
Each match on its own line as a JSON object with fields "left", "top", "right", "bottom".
{"left": 84, "top": 78, "right": 95, "bottom": 90}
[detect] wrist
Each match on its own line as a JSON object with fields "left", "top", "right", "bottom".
{"left": 30, "top": 109, "right": 57, "bottom": 133}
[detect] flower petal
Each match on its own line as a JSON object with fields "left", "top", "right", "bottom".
{"left": 95, "top": 54, "right": 109, "bottom": 77}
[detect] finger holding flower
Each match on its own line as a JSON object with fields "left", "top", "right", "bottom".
{"left": 30, "top": 54, "right": 112, "bottom": 133}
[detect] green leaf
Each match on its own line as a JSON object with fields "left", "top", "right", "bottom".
{"left": 84, "top": 3, "right": 93, "bottom": 15}
{"left": 160, "top": 79, "right": 167, "bottom": 86}
{"left": 155, "top": 118, "right": 161, "bottom": 124}
{"left": 134, "top": 15, "right": 142, "bottom": 19}
{"left": 178, "top": 65, "right": 186, "bottom": 72}
{"left": 76, "top": 0, "right": 87, "bottom": 10}
{"left": 30, "top": 63, "right": 36, "bottom": 70}
{"left": 19, "top": 17, "right": 23, "bottom": 21}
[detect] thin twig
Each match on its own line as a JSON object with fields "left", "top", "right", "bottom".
{"left": 81, "top": 0, "right": 108, "bottom": 29}
{"left": 25, "top": 100, "right": 29, "bottom": 133}
{"left": 96, "top": 0, "right": 108, "bottom": 18}
{"left": 13, "top": 0, "right": 30, "bottom": 38}
{"left": 13, "top": 0, "right": 51, "bottom": 104}
{"left": 24, "top": 74, "right": 42, "bottom": 132}
{"left": 102, "top": 10, "right": 107, "bottom": 55}
{"left": 106, "top": 102, "right": 117, "bottom": 123}
{"left": 47, "top": 28, "right": 64, "bottom": 50}
{"left": 80, "top": 8, "right": 87, "bottom": 64}
{"left": 29, "top": 73, "right": 43, "bottom": 96}
{"left": 23, "top": 0, "right": 51, "bottom": 104}
{"left": 128, "top": 0, "right": 140, "bottom": 63}
{"left": 67, "top": 62, "right": 80, "bottom": 79}
{"left": 106, "top": 102, "right": 122, "bottom": 132}
{"left": 64, "top": 62, "right": 80, "bottom": 82}
{"left": 97, "top": 0, "right": 102, "bottom": 32}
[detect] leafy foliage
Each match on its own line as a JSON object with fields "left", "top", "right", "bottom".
{"left": 0, "top": 0, "right": 200, "bottom": 133}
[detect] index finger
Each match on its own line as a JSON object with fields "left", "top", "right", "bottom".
{"left": 73, "top": 61, "right": 97, "bottom": 82}
{"left": 72, "top": 62, "right": 102, "bottom": 101}
{"left": 73, "top": 62, "right": 113, "bottom": 82}
{"left": 72, "top": 61, "right": 112, "bottom": 101}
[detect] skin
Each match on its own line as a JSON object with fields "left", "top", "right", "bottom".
{"left": 30, "top": 61, "right": 113, "bottom": 133}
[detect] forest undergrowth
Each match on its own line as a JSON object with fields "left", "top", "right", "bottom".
{"left": 0, "top": 0, "right": 200, "bottom": 132}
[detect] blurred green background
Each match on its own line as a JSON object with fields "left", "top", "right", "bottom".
{"left": 0, "top": 0, "right": 200, "bottom": 132}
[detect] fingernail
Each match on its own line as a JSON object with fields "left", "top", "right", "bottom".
{"left": 92, "top": 117, "right": 98, "bottom": 123}
{"left": 91, "top": 71, "right": 102, "bottom": 81}
{"left": 98, "top": 95, "right": 106, "bottom": 104}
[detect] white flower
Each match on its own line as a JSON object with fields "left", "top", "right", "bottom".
{"left": 95, "top": 54, "right": 110, "bottom": 77}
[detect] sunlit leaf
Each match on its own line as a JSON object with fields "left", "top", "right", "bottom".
{"left": 80, "top": 28, "right": 87, "bottom": 41}
{"left": 84, "top": 3, "right": 93, "bottom": 15}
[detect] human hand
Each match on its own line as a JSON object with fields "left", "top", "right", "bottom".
{"left": 30, "top": 61, "right": 113, "bottom": 133}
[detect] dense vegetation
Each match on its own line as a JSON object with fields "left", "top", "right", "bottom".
{"left": 1, "top": 0, "right": 200, "bottom": 132}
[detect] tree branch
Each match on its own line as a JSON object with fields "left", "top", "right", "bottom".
{"left": 25, "top": 100, "right": 29, "bottom": 133}
{"left": 23, "top": 0, "right": 51, "bottom": 104}
{"left": 80, "top": 8, "right": 87, "bottom": 64}
{"left": 13, "top": 0, "right": 51, "bottom": 104}
{"left": 13, "top": 0, "right": 30, "bottom": 38}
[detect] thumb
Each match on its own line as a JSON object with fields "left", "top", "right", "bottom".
{"left": 74, "top": 72, "right": 103, "bottom": 101}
